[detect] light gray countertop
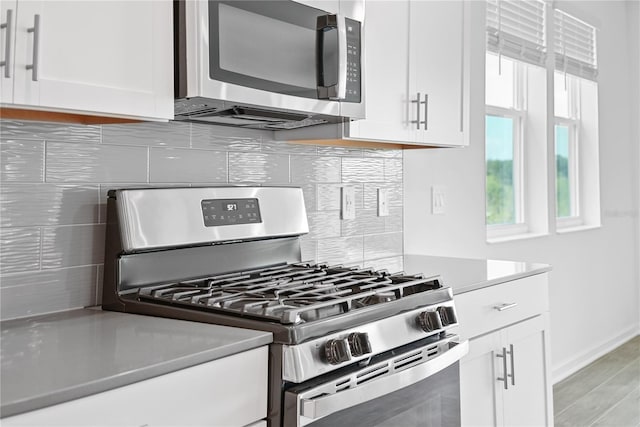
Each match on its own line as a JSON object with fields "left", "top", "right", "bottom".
{"left": 0, "top": 308, "right": 272, "bottom": 418}
{"left": 403, "top": 255, "right": 552, "bottom": 294}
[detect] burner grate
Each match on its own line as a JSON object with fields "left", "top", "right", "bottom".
{"left": 137, "top": 262, "right": 442, "bottom": 324}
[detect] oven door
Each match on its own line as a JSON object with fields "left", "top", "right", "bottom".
{"left": 283, "top": 335, "right": 469, "bottom": 427}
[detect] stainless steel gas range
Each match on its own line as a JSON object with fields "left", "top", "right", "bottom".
{"left": 102, "top": 186, "right": 468, "bottom": 427}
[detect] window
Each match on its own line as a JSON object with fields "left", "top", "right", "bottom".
{"left": 554, "top": 72, "right": 579, "bottom": 220}
{"left": 553, "top": 9, "right": 600, "bottom": 230}
{"left": 485, "top": 0, "right": 600, "bottom": 239}
{"left": 485, "top": 0, "right": 546, "bottom": 238}
{"left": 554, "top": 123, "right": 577, "bottom": 217}
{"left": 485, "top": 53, "right": 525, "bottom": 229}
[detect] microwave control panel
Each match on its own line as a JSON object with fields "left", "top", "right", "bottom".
{"left": 201, "top": 198, "right": 262, "bottom": 227}
{"left": 345, "top": 17, "right": 361, "bottom": 103}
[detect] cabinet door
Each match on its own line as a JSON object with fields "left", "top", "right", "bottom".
{"left": 460, "top": 315, "right": 551, "bottom": 427}
{"left": 11, "top": 0, "right": 172, "bottom": 120}
{"left": 502, "top": 316, "right": 550, "bottom": 427}
{"left": 460, "top": 330, "right": 504, "bottom": 427}
{"left": 409, "top": 0, "right": 465, "bottom": 146}
{"left": 347, "top": 0, "right": 413, "bottom": 143}
{"left": 0, "top": 0, "right": 16, "bottom": 103}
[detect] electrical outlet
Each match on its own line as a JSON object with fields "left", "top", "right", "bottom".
{"left": 432, "top": 185, "right": 446, "bottom": 215}
{"left": 377, "top": 188, "right": 389, "bottom": 217}
{"left": 341, "top": 187, "right": 356, "bottom": 220}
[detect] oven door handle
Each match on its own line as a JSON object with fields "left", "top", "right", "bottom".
{"left": 299, "top": 339, "right": 469, "bottom": 420}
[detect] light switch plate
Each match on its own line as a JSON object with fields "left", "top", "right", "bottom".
{"left": 341, "top": 187, "right": 356, "bottom": 220}
{"left": 377, "top": 188, "right": 389, "bottom": 217}
{"left": 432, "top": 185, "right": 446, "bottom": 215}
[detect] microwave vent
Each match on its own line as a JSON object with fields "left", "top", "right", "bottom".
{"left": 174, "top": 98, "right": 224, "bottom": 117}
{"left": 265, "top": 118, "right": 329, "bottom": 130}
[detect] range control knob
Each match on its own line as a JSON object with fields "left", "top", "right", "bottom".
{"left": 324, "top": 339, "right": 351, "bottom": 365}
{"left": 348, "top": 332, "right": 372, "bottom": 357}
{"left": 437, "top": 306, "right": 457, "bottom": 326}
{"left": 416, "top": 310, "right": 443, "bottom": 332}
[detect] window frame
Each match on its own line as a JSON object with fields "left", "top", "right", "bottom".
{"left": 485, "top": 107, "right": 526, "bottom": 228}
{"left": 485, "top": 52, "right": 529, "bottom": 238}
{"left": 554, "top": 119, "right": 581, "bottom": 226}
{"left": 554, "top": 71, "right": 584, "bottom": 229}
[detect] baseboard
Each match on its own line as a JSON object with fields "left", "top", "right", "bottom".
{"left": 552, "top": 325, "right": 640, "bottom": 384}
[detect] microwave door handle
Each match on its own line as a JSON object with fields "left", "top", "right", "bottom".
{"left": 298, "top": 339, "right": 469, "bottom": 420}
{"left": 316, "top": 14, "right": 347, "bottom": 100}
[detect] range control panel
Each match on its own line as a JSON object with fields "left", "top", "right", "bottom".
{"left": 201, "top": 198, "right": 262, "bottom": 227}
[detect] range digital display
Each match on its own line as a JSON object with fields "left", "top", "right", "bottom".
{"left": 201, "top": 198, "right": 261, "bottom": 227}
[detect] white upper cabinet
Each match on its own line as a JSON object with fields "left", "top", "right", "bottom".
{"left": 348, "top": 0, "right": 467, "bottom": 147}
{"left": 348, "top": 0, "right": 413, "bottom": 143}
{"left": 409, "top": 0, "right": 465, "bottom": 146}
{"left": 0, "top": 1, "right": 17, "bottom": 103}
{"left": 0, "top": 0, "right": 173, "bottom": 121}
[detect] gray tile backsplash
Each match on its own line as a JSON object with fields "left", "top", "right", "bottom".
{"left": 46, "top": 142, "right": 148, "bottom": 183}
{"left": 0, "top": 140, "right": 45, "bottom": 182}
{"left": 0, "top": 227, "right": 41, "bottom": 275}
{"left": 149, "top": 147, "right": 227, "bottom": 183}
{"left": 0, "top": 184, "right": 100, "bottom": 227}
{"left": 0, "top": 119, "right": 404, "bottom": 320}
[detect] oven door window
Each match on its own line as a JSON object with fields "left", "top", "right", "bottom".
{"left": 304, "top": 364, "right": 460, "bottom": 427}
{"left": 209, "top": 0, "right": 330, "bottom": 99}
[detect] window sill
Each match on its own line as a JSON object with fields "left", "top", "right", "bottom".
{"left": 487, "top": 231, "right": 549, "bottom": 244}
{"left": 556, "top": 224, "right": 601, "bottom": 234}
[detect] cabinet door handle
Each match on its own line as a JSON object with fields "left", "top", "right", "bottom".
{"left": 424, "top": 93, "right": 429, "bottom": 130}
{"left": 411, "top": 93, "right": 427, "bottom": 130}
{"left": 508, "top": 343, "right": 516, "bottom": 386}
{"left": 493, "top": 302, "right": 518, "bottom": 311}
{"left": 411, "top": 92, "right": 421, "bottom": 130}
{"left": 459, "top": 1, "right": 464, "bottom": 133}
{"left": 0, "top": 8, "right": 13, "bottom": 78}
{"left": 496, "top": 346, "right": 508, "bottom": 390}
{"left": 26, "top": 14, "right": 40, "bottom": 81}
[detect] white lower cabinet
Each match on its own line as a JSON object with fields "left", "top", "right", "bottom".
{"left": 3, "top": 346, "right": 268, "bottom": 427}
{"left": 456, "top": 274, "right": 553, "bottom": 427}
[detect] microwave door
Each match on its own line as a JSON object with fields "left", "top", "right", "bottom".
{"left": 210, "top": 1, "right": 324, "bottom": 100}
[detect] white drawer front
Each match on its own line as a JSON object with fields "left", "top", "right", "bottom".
{"left": 454, "top": 274, "right": 549, "bottom": 340}
{"left": 3, "top": 346, "right": 268, "bottom": 427}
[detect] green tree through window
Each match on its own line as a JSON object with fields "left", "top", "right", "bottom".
{"left": 555, "top": 125, "right": 572, "bottom": 217}
{"left": 486, "top": 115, "right": 515, "bottom": 225}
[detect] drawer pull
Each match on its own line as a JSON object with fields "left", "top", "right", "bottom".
{"left": 493, "top": 302, "right": 518, "bottom": 312}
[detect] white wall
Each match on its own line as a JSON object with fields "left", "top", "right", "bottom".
{"left": 629, "top": 0, "right": 640, "bottom": 333}
{"left": 404, "top": 0, "right": 640, "bottom": 383}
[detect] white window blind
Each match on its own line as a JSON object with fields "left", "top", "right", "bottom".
{"left": 486, "top": 0, "right": 546, "bottom": 67}
{"left": 554, "top": 9, "right": 598, "bottom": 81}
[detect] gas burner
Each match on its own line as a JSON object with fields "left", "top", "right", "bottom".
{"left": 137, "top": 262, "right": 442, "bottom": 324}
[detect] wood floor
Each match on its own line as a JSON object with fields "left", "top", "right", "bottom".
{"left": 554, "top": 335, "right": 640, "bottom": 427}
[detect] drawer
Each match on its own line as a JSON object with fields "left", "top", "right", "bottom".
{"left": 454, "top": 273, "right": 549, "bottom": 340}
{"left": 3, "top": 346, "right": 268, "bottom": 427}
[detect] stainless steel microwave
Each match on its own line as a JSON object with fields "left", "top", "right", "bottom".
{"left": 174, "top": 0, "right": 365, "bottom": 130}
